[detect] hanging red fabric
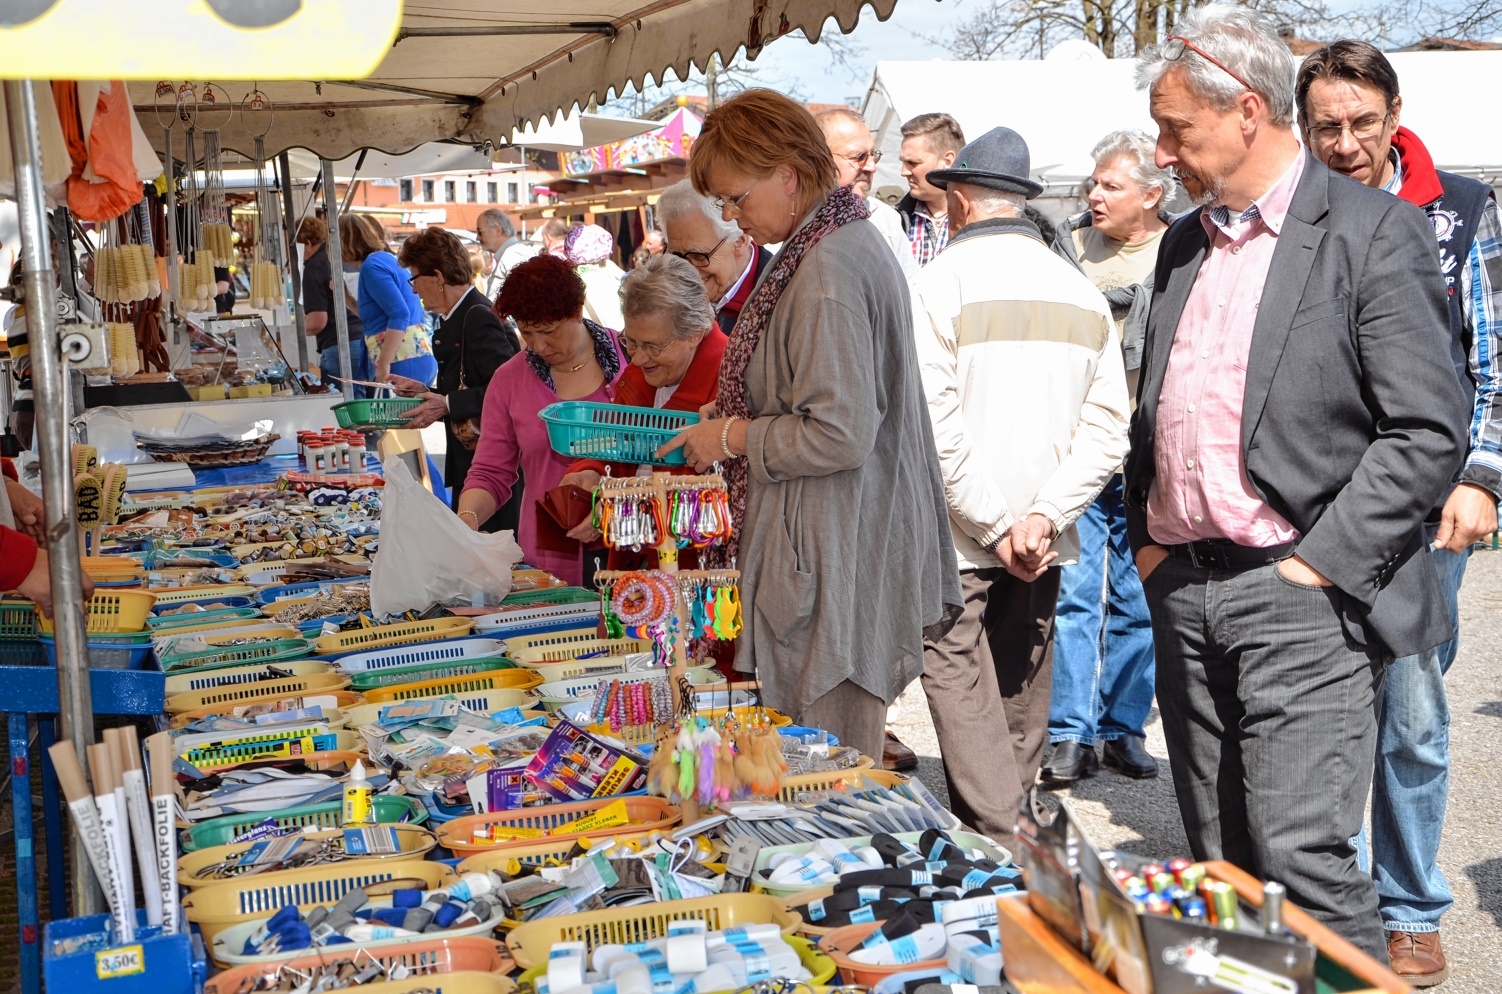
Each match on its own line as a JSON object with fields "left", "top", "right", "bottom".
{"left": 51, "top": 81, "right": 141, "bottom": 223}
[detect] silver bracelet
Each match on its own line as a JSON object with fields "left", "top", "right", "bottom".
{"left": 720, "top": 416, "right": 739, "bottom": 460}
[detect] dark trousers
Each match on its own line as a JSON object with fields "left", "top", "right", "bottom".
{"left": 922, "top": 566, "right": 1059, "bottom": 843}
{"left": 1143, "top": 554, "right": 1388, "bottom": 962}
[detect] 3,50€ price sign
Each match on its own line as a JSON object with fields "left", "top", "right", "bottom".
{"left": 95, "top": 944, "right": 144, "bottom": 980}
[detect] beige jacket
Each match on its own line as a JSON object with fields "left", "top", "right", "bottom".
{"left": 911, "top": 216, "right": 1130, "bottom": 571}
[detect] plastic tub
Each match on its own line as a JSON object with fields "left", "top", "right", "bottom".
{"left": 164, "top": 658, "right": 333, "bottom": 696}
{"left": 505, "top": 893, "right": 799, "bottom": 968}
{"left": 349, "top": 658, "right": 515, "bottom": 692}
{"left": 182, "top": 794, "right": 428, "bottom": 852}
{"left": 538, "top": 401, "right": 697, "bottom": 466}
{"left": 165, "top": 672, "right": 352, "bottom": 714}
{"left": 179, "top": 824, "right": 438, "bottom": 888}
{"left": 359, "top": 668, "right": 542, "bottom": 703}
{"left": 438, "top": 796, "right": 679, "bottom": 856}
{"left": 203, "top": 938, "right": 513, "bottom": 994}
{"left": 332, "top": 397, "right": 424, "bottom": 429}
{"left": 818, "top": 921, "right": 948, "bottom": 987}
{"left": 37, "top": 589, "right": 156, "bottom": 633}
{"left": 334, "top": 638, "right": 510, "bottom": 674}
{"left": 169, "top": 690, "right": 365, "bottom": 729}
{"left": 38, "top": 632, "right": 154, "bottom": 670}
{"left": 313, "top": 617, "right": 475, "bottom": 655}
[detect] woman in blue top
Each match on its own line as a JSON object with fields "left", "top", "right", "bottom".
{"left": 339, "top": 215, "right": 437, "bottom": 385}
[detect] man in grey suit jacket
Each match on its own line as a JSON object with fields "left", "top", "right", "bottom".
{"left": 1125, "top": 6, "right": 1468, "bottom": 960}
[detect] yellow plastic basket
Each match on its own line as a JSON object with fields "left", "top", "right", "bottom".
{"left": 505, "top": 629, "right": 650, "bottom": 665}
{"left": 505, "top": 893, "right": 801, "bottom": 968}
{"left": 344, "top": 694, "right": 543, "bottom": 729}
{"left": 359, "top": 668, "right": 542, "bottom": 703}
{"left": 37, "top": 590, "right": 156, "bottom": 634}
{"left": 176, "top": 729, "right": 366, "bottom": 774}
{"left": 164, "top": 658, "right": 334, "bottom": 696}
{"left": 179, "top": 825, "right": 438, "bottom": 888}
{"left": 454, "top": 831, "right": 667, "bottom": 874}
{"left": 313, "top": 616, "right": 475, "bottom": 654}
{"left": 165, "top": 672, "right": 351, "bottom": 714}
{"left": 182, "top": 859, "right": 454, "bottom": 952}
{"left": 207, "top": 944, "right": 514, "bottom": 994}
{"left": 438, "top": 796, "right": 680, "bottom": 856}
{"left": 169, "top": 690, "right": 365, "bottom": 729}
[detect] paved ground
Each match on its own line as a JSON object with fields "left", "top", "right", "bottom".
{"left": 888, "top": 544, "right": 1502, "bottom": 992}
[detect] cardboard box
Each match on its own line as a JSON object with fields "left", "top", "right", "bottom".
{"left": 228, "top": 383, "right": 273, "bottom": 399}
{"left": 185, "top": 384, "right": 226, "bottom": 401}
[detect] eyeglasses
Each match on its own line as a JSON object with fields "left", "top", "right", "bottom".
{"left": 711, "top": 181, "right": 758, "bottom": 215}
{"left": 1307, "top": 113, "right": 1391, "bottom": 147}
{"left": 670, "top": 235, "right": 729, "bottom": 269}
{"left": 619, "top": 334, "right": 675, "bottom": 360}
{"left": 1162, "top": 35, "right": 1254, "bottom": 92}
{"left": 836, "top": 148, "right": 883, "bottom": 168}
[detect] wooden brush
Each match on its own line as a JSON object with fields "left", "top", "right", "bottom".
{"left": 74, "top": 472, "right": 102, "bottom": 556}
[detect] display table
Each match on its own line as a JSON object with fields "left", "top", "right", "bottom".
{"left": 997, "top": 861, "right": 1412, "bottom": 994}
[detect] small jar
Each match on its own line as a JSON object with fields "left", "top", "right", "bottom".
{"left": 307, "top": 441, "right": 327, "bottom": 477}
{"left": 347, "top": 432, "right": 367, "bottom": 472}
{"left": 331, "top": 435, "right": 349, "bottom": 474}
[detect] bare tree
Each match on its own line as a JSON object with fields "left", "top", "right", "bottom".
{"left": 931, "top": 0, "right": 1502, "bottom": 59}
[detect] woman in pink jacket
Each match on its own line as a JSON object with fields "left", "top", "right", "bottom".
{"left": 455, "top": 255, "right": 625, "bottom": 584}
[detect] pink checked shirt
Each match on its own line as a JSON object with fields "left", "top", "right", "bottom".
{"left": 1146, "top": 153, "right": 1304, "bottom": 548}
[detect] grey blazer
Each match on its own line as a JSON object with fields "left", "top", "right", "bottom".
{"left": 1124, "top": 152, "right": 1470, "bottom": 659}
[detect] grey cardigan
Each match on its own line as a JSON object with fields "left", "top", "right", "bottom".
{"left": 735, "top": 212, "right": 962, "bottom": 716}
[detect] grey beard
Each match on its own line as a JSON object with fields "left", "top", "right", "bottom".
{"left": 1174, "top": 167, "right": 1225, "bottom": 207}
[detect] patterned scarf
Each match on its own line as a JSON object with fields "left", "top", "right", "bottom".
{"left": 524, "top": 317, "right": 621, "bottom": 391}
{"left": 712, "top": 185, "right": 870, "bottom": 565}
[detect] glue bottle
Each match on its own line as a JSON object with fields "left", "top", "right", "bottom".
{"left": 343, "top": 760, "right": 374, "bottom": 826}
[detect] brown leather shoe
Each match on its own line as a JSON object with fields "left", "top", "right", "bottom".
{"left": 1387, "top": 930, "right": 1449, "bottom": 987}
{"left": 882, "top": 731, "right": 918, "bottom": 772}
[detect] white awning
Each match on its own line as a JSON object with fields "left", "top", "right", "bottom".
{"left": 116, "top": 0, "right": 902, "bottom": 160}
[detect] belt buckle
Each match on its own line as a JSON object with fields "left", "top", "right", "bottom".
{"left": 1188, "top": 542, "right": 1227, "bottom": 571}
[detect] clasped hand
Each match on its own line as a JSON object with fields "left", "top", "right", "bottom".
{"left": 995, "top": 513, "right": 1057, "bottom": 582}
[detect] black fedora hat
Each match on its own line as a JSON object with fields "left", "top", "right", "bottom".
{"left": 927, "top": 126, "right": 1045, "bottom": 199}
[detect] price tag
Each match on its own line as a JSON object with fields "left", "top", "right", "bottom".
{"left": 95, "top": 945, "right": 144, "bottom": 980}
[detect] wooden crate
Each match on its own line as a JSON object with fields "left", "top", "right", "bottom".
{"left": 997, "top": 861, "right": 1410, "bottom": 994}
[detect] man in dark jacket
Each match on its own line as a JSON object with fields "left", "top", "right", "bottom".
{"left": 1298, "top": 40, "right": 1502, "bottom": 985}
{"left": 1129, "top": 6, "right": 1468, "bottom": 959}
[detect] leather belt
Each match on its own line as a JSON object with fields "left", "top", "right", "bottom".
{"left": 1165, "top": 539, "right": 1296, "bottom": 571}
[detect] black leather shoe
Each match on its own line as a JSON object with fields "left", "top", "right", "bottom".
{"left": 1040, "top": 740, "right": 1099, "bottom": 786}
{"left": 1102, "top": 735, "right": 1159, "bottom": 779}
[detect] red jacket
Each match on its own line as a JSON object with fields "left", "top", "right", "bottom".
{"left": 566, "top": 327, "right": 728, "bottom": 571}
{"left": 0, "top": 458, "right": 37, "bottom": 591}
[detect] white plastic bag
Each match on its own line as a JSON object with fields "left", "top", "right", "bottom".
{"left": 370, "top": 455, "right": 522, "bottom": 615}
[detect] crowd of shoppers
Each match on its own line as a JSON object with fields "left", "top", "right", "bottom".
{"left": 292, "top": 15, "right": 1498, "bottom": 980}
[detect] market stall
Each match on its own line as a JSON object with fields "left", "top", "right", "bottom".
{"left": 0, "top": 6, "right": 1416, "bottom": 994}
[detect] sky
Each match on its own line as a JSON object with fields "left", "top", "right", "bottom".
{"left": 749, "top": 0, "right": 960, "bottom": 104}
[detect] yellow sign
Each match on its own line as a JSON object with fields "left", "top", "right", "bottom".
{"left": 95, "top": 944, "right": 144, "bottom": 980}
{"left": 0, "top": 1, "right": 402, "bottom": 79}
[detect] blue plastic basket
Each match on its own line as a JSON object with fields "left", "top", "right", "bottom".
{"left": 538, "top": 401, "right": 698, "bottom": 466}
{"left": 254, "top": 576, "right": 368, "bottom": 607}
{"left": 39, "top": 634, "right": 154, "bottom": 670}
{"left": 44, "top": 908, "right": 205, "bottom": 994}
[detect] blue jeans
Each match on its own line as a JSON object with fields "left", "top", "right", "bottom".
{"left": 1047, "top": 474, "right": 1157, "bottom": 744}
{"left": 1367, "top": 530, "right": 1469, "bottom": 933}
{"left": 320, "top": 338, "right": 373, "bottom": 397}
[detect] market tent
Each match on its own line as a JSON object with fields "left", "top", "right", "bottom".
{"left": 122, "top": 0, "right": 910, "bottom": 160}
{"left": 864, "top": 49, "right": 1502, "bottom": 201}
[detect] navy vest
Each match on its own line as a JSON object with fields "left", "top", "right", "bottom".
{"left": 1425, "top": 170, "right": 1492, "bottom": 399}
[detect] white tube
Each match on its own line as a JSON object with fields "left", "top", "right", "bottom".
{"left": 121, "top": 766, "right": 163, "bottom": 927}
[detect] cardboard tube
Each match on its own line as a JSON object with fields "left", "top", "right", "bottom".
{"left": 145, "top": 732, "right": 180, "bottom": 935}
{"left": 116, "top": 727, "right": 163, "bottom": 927}
{"left": 103, "top": 730, "right": 138, "bottom": 929}
{"left": 46, "top": 740, "right": 118, "bottom": 914}
{"left": 87, "top": 742, "right": 134, "bottom": 942}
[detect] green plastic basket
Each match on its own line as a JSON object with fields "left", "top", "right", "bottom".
{"left": 0, "top": 600, "right": 39, "bottom": 640}
{"left": 347, "top": 656, "right": 514, "bottom": 692}
{"left": 182, "top": 795, "right": 427, "bottom": 852}
{"left": 148, "top": 607, "right": 265, "bottom": 631}
{"left": 501, "top": 586, "right": 599, "bottom": 607}
{"left": 331, "top": 397, "right": 424, "bottom": 429}
{"left": 538, "top": 401, "right": 698, "bottom": 466}
{"left": 158, "top": 638, "right": 312, "bottom": 673}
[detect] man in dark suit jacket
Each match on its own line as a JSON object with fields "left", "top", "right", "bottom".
{"left": 1126, "top": 6, "right": 1468, "bottom": 960}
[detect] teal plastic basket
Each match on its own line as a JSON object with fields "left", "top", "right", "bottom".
{"left": 158, "top": 638, "right": 312, "bottom": 673}
{"left": 331, "top": 397, "right": 423, "bottom": 429}
{"left": 347, "top": 656, "right": 514, "bottom": 692}
{"left": 501, "top": 586, "right": 599, "bottom": 607}
{"left": 148, "top": 607, "right": 265, "bottom": 631}
{"left": 538, "top": 401, "right": 698, "bottom": 466}
{"left": 0, "top": 600, "right": 38, "bottom": 640}
{"left": 181, "top": 795, "right": 426, "bottom": 852}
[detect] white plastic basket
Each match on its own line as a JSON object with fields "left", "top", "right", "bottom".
{"left": 165, "top": 658, "right": 334, "bottom": 695}
{"left": 534, "top": 665, "right": 720, "bottom": 710}
{"left": 343, "top": 689, "right": 541, "bottom": 728}
{"left": 471, "top": 602, "right": 600, "bottom": 635}
{"left": 334, "top": 638, "right": 509, "bottom": 674}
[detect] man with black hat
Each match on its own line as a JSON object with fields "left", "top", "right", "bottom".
{"left": 912, "top": 126, "right": 1130, "bottom": 843}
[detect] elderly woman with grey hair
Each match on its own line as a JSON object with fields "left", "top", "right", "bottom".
{"left": 556, "top": 253, "right": 729, "bottom": 565}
